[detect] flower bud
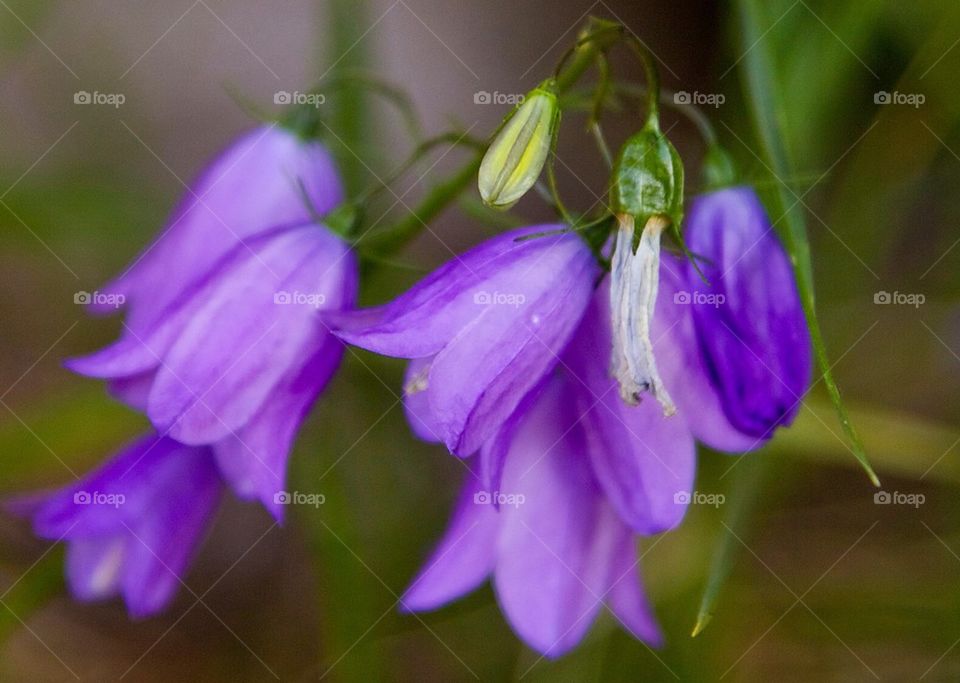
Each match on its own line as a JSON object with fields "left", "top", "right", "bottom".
{"left": 702, "top": 144, "right": 737, "bottom": 189}
{"left": 478, "top": 79, "right": 560, "bottom": 209}
{"left": 610, "top": 125, "right": 684, "bottom": 228}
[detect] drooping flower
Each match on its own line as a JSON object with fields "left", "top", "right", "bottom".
{"left": 401, "top": 374, "right": 663, "bottom": 658}
{"left": 672, "top": 187, "right": 813, "bottom": 440}
{"left": 398, "top": 187, "right": 810, "bottom": 655}
{"left": 89, "top": 125, "right": 344, "bottom": 336}
{"left": 7, "top": 434, "right": 221, "bottom": 619}
{"left": 558, "top": 186, "right": 811, "bottom": 532}
{"left": 67, "top": 127, "right": 356, "bottom": 520}
{"left": 397, "top": 185, "right": 808, "bottom": 533}
{"left": 329, "top": 225, "right": 601, "bottom": 456}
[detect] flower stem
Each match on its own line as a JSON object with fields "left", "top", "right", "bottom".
{"left": 359, "top": 153, "right": 483, "bottom": 258}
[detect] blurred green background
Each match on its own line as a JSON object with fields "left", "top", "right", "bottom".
{"left": 0, "top": 0, "right": 958, "bottom": 680}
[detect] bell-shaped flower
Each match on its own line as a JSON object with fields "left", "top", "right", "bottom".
{"left": 90, "top": 125, "right": 344, "bottom": 336}
{"left": 401, "top": 186, "right": 811, "bottom": 539}
{"left": 401, "top": 374, "right": 662, "bottom": 658}
{"left": 67, "top": 126, "right": 355, "bottom": 520}
{"left": 656, "top": 186, "right": 812, "bottom": 447}
{"left": 68, "top": 223, "right": 357, "bottom": 520}
{"left": 329, "top": 225, "right": 601, "bottom": 456}
{"left": 7, "top": 434, "right": 221, "bottom": 619}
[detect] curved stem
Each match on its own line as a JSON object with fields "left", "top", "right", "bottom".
{"left": 359, "top": 153, "right": 482, "bottom": 257}
{"left": 352, "top": 131, "right": 484, "bottom": 206}
{"left": 625, "top": 37, "right": 660, "bottom": 127}
{"left": 566, "top": 82, "right": 721, "bottom": 148}
{"left": 309, "top": 68, "right": 425, "bottom": 142}
{"left": 589, "top": 54, "right": 614, "bottom": 168}
{"left": 554, "top": 19, "right": 623, "bottom": 92}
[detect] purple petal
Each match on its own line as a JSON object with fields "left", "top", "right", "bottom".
{"left": 95, "top": 126, "right": 343, "bottom": 336}
{"left": 11, "top": 434, "right": 222, "bottom": 618}
{"left": 604, "top": 526, "right": 662, "bottom": 646}
{"left": 147, "top": 225, "right": 355, "bottom": 444}
{"left": 330, "top": 225, "right": 590, "bottom": 358}
{"left": 20, "top": 436, "right": 184, "bottom": 538}
{"left": 493, "top": 377, "right": 611, "bottom": 658}
{"left": 683, "top": 187, "right": 811, "bottom": 440}
{"left": 401, "top": 474, "right": 499, "bottom": 612}
{"left": 425, "top": 236, "right": 598, "bottom": 455}
{"left": 107, "top": 371, "right": 156, "bottom": 412}
{"left": 401, "top": 357, "right": 443, "bottom": 443}
{"left": 565, "top": 286, "right": 696, "bottom": 534}
{"left": 213, "top": 334, "right": 345, "bottom": 521}
{"left": 477, "top": 383, "right": 543, "bottom": 495}
{"left": 118, "top": 451, "right": 221, "bottom": 619}
{"left": 654, "top": 263, "right": 760, "bottom": 452}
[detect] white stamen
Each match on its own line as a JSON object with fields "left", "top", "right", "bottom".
{"left": 609, "top": 213, "right": 676, "bottom": 415}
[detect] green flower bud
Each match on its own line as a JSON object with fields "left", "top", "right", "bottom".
{"left": 478, "top": 79, "right": 560, "bottom": 210}
{"left": 610, "top": 124, "right": 684, "bottom": 228}
{"left": 702, "top": 144, "right": 737, "bottom": 189}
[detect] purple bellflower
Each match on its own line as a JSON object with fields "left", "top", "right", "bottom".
{"left": 89, "top": 125, "right": 344, "bottom": 335}
{"left": 666, "top": 186, "right": 812, "bottom": 440}
{"left": 8, "top": 434, "right": 221, "bottom": 618}
{"left": 397, "top": 186, "right": 810, "bottom": 655}
{"left": 66, "top": 127, "right": 357, "bottom": 520}
{"left": 401, "top": 373, "right": 663, "bottom": 658}
{"left": 330, "top": 225, "right": 601, "bottom": 456}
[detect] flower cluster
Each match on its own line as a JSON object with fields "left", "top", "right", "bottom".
{"left": 6, "top": 19, "right": 813, "bottom": 658}
{"left": 330, "top": 185, "right": 810, "bottom": 655}
{"left": 10, "top": 125, "right": 358, "bottom": 617}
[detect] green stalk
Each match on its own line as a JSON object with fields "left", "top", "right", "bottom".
{"left": 309, "top": 2, "right": 385, "bottom": 680}
{"left": 359, "top": 154, "right": 482, "bottom": 258}
{"left": 327, "top": 0, "right": 373, "bottom": 194}
{"left": 736, "top": 0, "right": 878, "bottom": 486}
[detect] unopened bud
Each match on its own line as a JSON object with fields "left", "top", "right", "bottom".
{"left": 478, "top": 79, "right": 560, "bottom": 209}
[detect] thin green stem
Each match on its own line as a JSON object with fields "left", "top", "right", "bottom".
{"left": 351, "top": 131, "right": 484, "bottom": 207}
{"left": 625, "top": 37, "right": 661, "bottom": 127}
{"left": 360, "top": 154, "right": 482, "bottom": 257}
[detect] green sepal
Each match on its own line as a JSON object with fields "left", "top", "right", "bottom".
{"left": 610, "top": 123, "right": 684, "bottom": 230}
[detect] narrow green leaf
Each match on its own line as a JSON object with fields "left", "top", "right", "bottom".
{"left": 735, "top": 0, "right": 879, "bottom": 486}
{"left": 690, "top": 456, "right": 766, "bottom": 637}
